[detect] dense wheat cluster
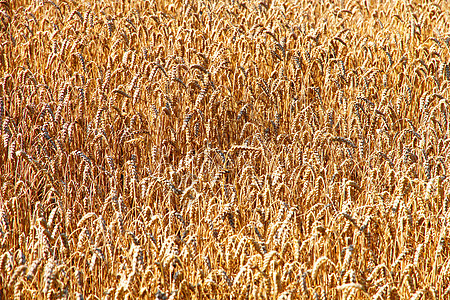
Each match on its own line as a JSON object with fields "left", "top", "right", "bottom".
{"left": 1, "top": 0, "right": 450, "bottom": 298}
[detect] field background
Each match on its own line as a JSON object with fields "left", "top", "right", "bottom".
{"left": 1, "top": 0, "right": 450, "bottom": 299}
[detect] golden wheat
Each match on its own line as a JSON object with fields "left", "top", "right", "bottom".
{"left": 1, "top": 0, "right": 450, "bottom": 299}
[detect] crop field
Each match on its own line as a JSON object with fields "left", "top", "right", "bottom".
{"left": 1, "top": 0, "right": 450, "bottom": 299}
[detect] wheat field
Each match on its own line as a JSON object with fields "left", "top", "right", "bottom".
{"left": 0, "top": 0, "right": 450, "bottom": 299}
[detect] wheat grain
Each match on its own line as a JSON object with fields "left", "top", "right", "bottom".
{"left": 1, "top": 0, "right": 449, "bottom": 299}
